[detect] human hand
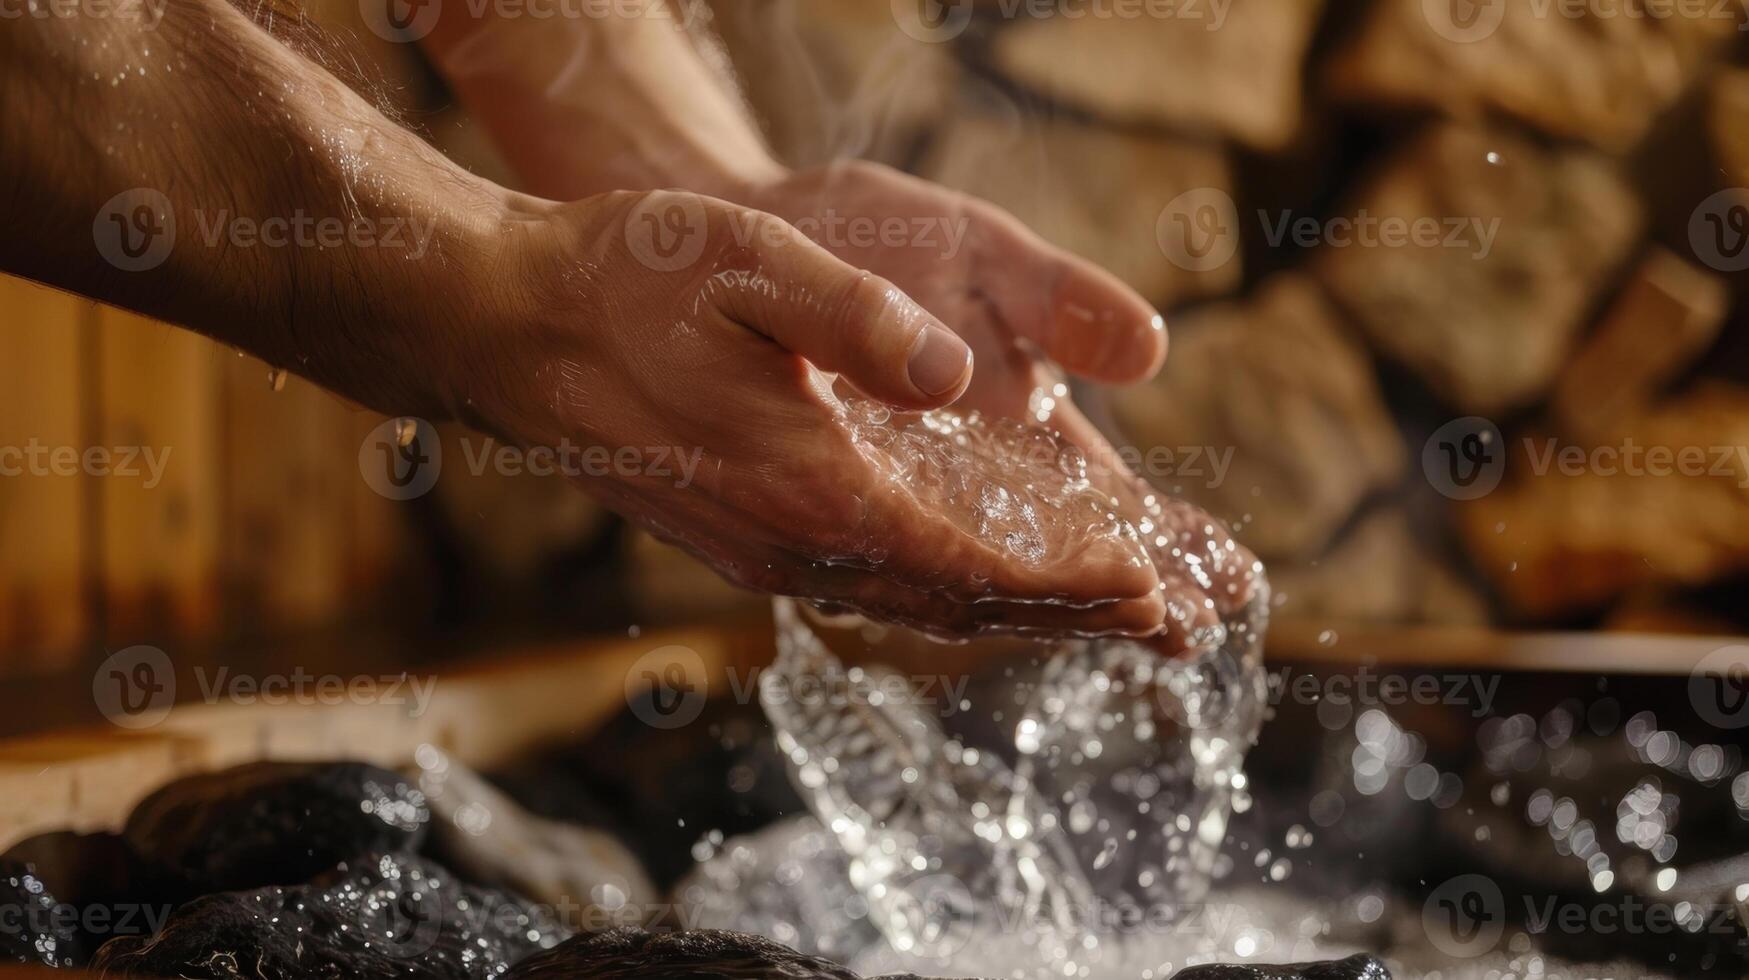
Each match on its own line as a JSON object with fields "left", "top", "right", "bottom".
{"left": 441, "top": 190, "right": 1177, "bottom": 637}
{"left": 737, "top": 163, "right": 1262, "bottom": 646}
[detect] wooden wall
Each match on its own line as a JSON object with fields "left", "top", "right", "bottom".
{"left": 0, "top": 273, "right": 406, "bottom": 677}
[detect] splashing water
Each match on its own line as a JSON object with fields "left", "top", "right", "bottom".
{"left": 761, "top": 404, "right": 1270, "bottom": 979}
{"left": 840, "top": 398, "right": 1138, "bottom": 575}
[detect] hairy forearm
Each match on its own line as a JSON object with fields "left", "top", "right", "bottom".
{"left": 0, "top": 0, "right": 525, "bottom": 416}
{"left": 421, "top": 0, "right": 783, "bottom": 200}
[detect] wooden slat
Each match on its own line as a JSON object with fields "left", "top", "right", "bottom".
{"left": 1268, "top": 619, "right": 1743, "bottom": 674}
{"left": 0, "top": 625, "right": 756, "bottom": 851}
{"left": 0, "top": 275, "right": 92, "bottom": 671}
{"left": 93, "top": 307, "right": 223, "bottom": 646}
{"left": 343, "top": 405, "right": 407, "bottom": 608}
{"left": 220, "top": 357, "right": 353, "bottom": 635}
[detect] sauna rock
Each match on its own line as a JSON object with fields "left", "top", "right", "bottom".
{"left": 0, "top": 861, "right": 82, "bottom": 968}
{"left": 123, "top": 761, "right": 430, "bottom": 895}
{"left": 91, "top": 852, "right": 567, "bottom": 980}
{"left": 1173, "top": 954, "right": 1392, "bottom": 980}
{"left": 503, "top": 927, "right": 975, "bottom": 980}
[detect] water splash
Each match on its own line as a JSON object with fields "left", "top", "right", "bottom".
{"left": 761, "top": 404, "right": 1270, "bottom": 978}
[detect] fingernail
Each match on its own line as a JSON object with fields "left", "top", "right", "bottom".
{"left": 907, "top": 324, "right": 972, "bottom": 396}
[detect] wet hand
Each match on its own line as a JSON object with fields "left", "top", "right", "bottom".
{"left": 449, "top": 190, "right": 1172, "bottom": 637}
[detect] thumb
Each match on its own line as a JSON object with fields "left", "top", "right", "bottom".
{"left": 705, "top": 208, "right": 973, "bottom": 410}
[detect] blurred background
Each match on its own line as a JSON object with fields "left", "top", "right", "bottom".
{"left": 2, "top": 0, "right": 1747, "bottom": 726}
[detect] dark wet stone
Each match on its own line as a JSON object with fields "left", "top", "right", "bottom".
{"left": 124, "top": 761, "right": 430, "bottom": 895}
{"left": 497, "top": 698, "right": 800, "bottom": 889}
{"left": 1171, "top": 954, "right": 1392, "bottom": 980}
{"left": 504, "top": 928, "right": 862, "bottom": 980}
{"left": 0, "top": 832, "right": 160, "bottom": 968}
{"left": 91, "top": 852, "right": 569, "bottom": 980}
{"left": 505, "top": 928, "right": 980, "bottom": 980}
{"left": 0, "top": 861, "right": 83, "bottom": 967}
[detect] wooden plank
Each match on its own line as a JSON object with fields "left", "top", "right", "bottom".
{"left": 220, "top": 357, "right": 353, "bottom": 635}
{"left": 343, "top": 405, "right": 407, "bottom": 612}
{"left": 92, "top": 307, "right": 223, "bottom": 646}
{"left": 1268, "top": 619, "right": 1742, "bottom": 675}
{"left": 0, "top": 626, "right": 753, "bottom": 851}
{"left": 0, "top": 275, "right": 92, "bottom": 672}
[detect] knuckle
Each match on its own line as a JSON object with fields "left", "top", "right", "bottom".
{"left": 821, "top": 271, "right": 899, "bottom": 356}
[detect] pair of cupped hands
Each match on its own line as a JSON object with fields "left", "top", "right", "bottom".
{"left": 473, "top": 161, "right": 1257, "bottom": 645}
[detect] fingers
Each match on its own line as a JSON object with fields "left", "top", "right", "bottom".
{"left": 968, "top": 201, "right": 1167, "bottom": 384}
{"left": 701, "top": 205, "right": 973, "bottom": 410}
{"left": 775, "top": 556, "right": 1172, "bottom": 641}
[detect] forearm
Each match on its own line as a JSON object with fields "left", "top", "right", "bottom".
{"left": 421, "top": 0, "right": 783, "bottom": 200}
{"left": 0, "top": 0, "right": 523, "bottom": 417}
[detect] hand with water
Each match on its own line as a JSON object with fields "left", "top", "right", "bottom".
{"left": 423, "top": 6, "right": 1262, "bottom": 645}
{"left": 457, "top": 190, "right": 1178, "bottom": 636}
